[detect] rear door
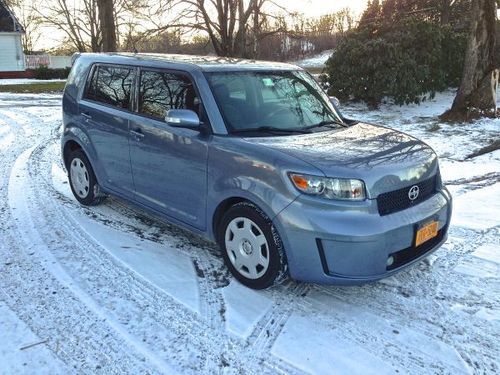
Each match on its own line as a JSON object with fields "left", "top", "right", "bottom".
{"left": 79, "top": 64, "right": 136, "bottom": 196}
{"left": 128, "top": 69, "right": 209, "bottom": 230}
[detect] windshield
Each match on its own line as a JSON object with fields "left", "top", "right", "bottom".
{"left": 205, "top": 70, "right": 343, "bottom": 134}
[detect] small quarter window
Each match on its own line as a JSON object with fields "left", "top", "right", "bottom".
{"left": 85, "top": 65, "right": 134, "bottom": 109}
{"left": 139, "top": 70, "right": 200, "bottom": 120}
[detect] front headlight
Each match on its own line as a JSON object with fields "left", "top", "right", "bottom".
{"left": 289, "top": 173, "right": 366, "bottom": 200}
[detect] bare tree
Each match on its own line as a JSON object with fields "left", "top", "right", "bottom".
{"left": 157, "top": 0, "right": 286, "bottom": 57}
{"left": 35, "top": 0, "right": 101, "bottom": 52}
{"left": 97, "top": 0, "right": 117, "bottom": 51}
{"left": 304, "top": 8, "right": 354, "bottom": 52}
{"left": 18, "top": 8, "right": 42, "bottom": 53}
{"left": 34, "top": 0, "right": 150, "bottom": 52}
{"left": 442, "top": 0, "right": 498, "bottom": 120}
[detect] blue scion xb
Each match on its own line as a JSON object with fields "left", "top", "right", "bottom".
{"left": 61, "top": 53, "right": 452, "bottom": 289}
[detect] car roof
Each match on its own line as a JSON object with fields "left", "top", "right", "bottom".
{"left": 77, "top": 52, "right": 301, "bottom": 72}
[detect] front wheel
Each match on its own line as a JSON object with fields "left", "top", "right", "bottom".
{"left": 67, "top": 149, "right": 105, "bottom": 206}
{"left": 218, "top": 202, "right": 287, "bottom": 289}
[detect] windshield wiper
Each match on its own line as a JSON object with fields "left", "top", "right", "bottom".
{"left": 231, "top": 126, "right": 311, "bottom": 135}
{"left": 306, "top": 120, "right": 347, "bottom": 130}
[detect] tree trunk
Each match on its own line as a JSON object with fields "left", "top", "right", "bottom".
{"left": 440, "top": 0, "right": 451, "bottom": 25}
{"left": 252, "top": 3, "right": 259, "bottom": 59}
{"left": 97, "top": 0, "right": 117, "bottom": 52}
{"left": 442, "top": 0, "right": 498, "bottom": 120}
{"left": 470, "top": 68, "right": 499, "bottom": 109}
{"left": 233, "top": 0, "right": 248, "bottom": 57}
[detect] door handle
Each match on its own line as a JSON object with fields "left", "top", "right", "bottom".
{"left": 81, "top": 112, "right": 92, "bottom": 121}
{"left": 130, "top": 129, "right": 145, "bottom": 139}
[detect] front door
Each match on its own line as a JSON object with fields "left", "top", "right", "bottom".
{"left": 129, "top": 69, "right": 209, "bottom": 230}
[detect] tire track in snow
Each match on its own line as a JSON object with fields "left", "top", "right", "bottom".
{"left": 248, "top": 282, "right": 310, "bottom": 351}
{"left": 0, "top": 107, "right": 113, "bottom": 373}
{"left": 33, "top": 135, "right": 230, "bottom": 337}
{"left": 39, "top": 141, "right": 230, "bottom": 334}
{"left": 0, "top": 111, "right": 19, "bottom": 150}
{"left": 29, "top": 141, "right": 225, "bottom": 372}
{"left": 38, "top": 133, "right": 235, "bottom": 336}
{"left": 25, "top": 135, "right": 298, "bottom": 374}
{"left": 7, "top": 147, "right": 173, "bottom": 373}
{"left": 0, "top": 105, "right": 169, "bottom": 373}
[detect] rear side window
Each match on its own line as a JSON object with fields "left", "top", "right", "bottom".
{"left": 139, "top": 70, "right": 200, "bottom": 120}
{"left": 85, "top": 65, "right": 134, "bottom": 109}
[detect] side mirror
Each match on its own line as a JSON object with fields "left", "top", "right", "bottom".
{"left": 329, "top": 96, "right": 340, "bottom": 108}
{"left": 165, "top": 109, "right": 200, "bottom": 129}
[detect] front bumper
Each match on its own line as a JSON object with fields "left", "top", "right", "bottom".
{"left": 274, "top": 187, "right": 452, "bottom": 284}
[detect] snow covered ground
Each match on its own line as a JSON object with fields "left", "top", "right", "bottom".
{"left": 0, "top": 79, "right": 66, "bottom": 86}
{"left": 0, "top": 90, "right": 498, "bottom": 374}
{"left": 293, "top": 50, "right": 332, "bottom": 68}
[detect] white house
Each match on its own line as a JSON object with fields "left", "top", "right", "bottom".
{"left": 0, "top": 1, "right": 25, "bottom": 74}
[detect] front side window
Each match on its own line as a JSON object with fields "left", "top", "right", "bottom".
{"left": 139, "top": 70, "right": 200, "bottom": 120}
{"left": 206, "top": 70, "right": 343, "bottom": 133}
{"left": 85, "top": 65, "right": 134, "bottom": 109}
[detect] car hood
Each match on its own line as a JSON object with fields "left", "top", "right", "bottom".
{"left": 243, "top": 123, "right": 438, "bottom": 198}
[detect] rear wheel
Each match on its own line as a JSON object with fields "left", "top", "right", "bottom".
{"left": 218, "top": 202, "right": 287, "bottom": 289}
{"left": 67, "top": 149, "right": 105, "bottom": 206}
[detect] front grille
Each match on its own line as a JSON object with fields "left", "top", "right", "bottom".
{"left": 377, "top": 175, "right": 437, "bottom": 216}
{"left": 386, "top": 228, "right": 445, "bottom": 271}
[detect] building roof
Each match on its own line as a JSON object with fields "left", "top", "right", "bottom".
{"left": 0, "top": 1, "right": 24, "bottom": 33}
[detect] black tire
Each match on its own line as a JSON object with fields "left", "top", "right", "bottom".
{"left": 218, "top": 202, "right": 288, "bottom": 289}
{"left": 67, "top": 149, "right": 105, "bottom": 206}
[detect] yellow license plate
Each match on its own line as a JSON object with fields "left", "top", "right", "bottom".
{"left": 415, "top": 221, "right": 439, "bottom": 247}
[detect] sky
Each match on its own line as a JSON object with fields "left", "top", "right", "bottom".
{"left": 29, "top": 0, "right": 370, "bottom": 51}
{"left": 286, "top": 0, "right": 368, "bottom": 18}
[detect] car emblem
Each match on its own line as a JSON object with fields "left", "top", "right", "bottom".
{"left": 408, "top": 185, "right": 420, "bottom": 201}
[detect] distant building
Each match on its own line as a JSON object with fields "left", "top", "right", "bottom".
{"left": 0, "top": 0, "right": 25, "bottom": 75}
{"left": 280, "top": 35, "right": 315, "bottom": 59}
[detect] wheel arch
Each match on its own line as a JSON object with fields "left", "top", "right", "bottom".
{"left": 212, "top": 193, "right": 285, "bottom": 242}
{"left": 62, "top": 139, "right": 83, "bottom": 170}
{"left": 212, "top": 197, "right": 251, "bottom": 245}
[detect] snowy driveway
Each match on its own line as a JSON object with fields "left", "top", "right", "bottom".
{"left": 0, "top": 92, "right": 498, "bottom": 374}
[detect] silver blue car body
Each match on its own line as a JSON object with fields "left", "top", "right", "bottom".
{"left": 61, "top": 53, "right": 452, "bottom": 285}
